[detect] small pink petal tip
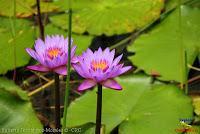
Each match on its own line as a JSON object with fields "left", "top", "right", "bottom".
{"left": 53, "top": 66, "right": 67, "bottom": 75}
{"left": 78, "top": 79, "right": 97, "bottom": 91}
{"left": 27, "top": 64, "right": 50, "bottom": 72}
{"left": 101, "top": 79, "right": 122, "bottom": 90}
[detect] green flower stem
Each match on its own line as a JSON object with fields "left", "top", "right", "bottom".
{"left": 36, "top": 0, "right": 44, "bottom": 40}
{"left": 96, "top": 84, "right": 102, "bottom": 134}
{"left": 63, "top": 0, "right": 72, "bottom": 132}
{"left": 36, "top": 0, "right": 61, "bottom": 130}
{"left": 54, "top": 73, "right": 61, "bottom": 132}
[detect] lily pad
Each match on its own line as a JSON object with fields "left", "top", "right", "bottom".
{"left": 192, "top": 95, "right": 200, "bottom": 116}
{"left": 165, "top": 0, "right": 188, "bottom": 11}
{"left": 39, "top": 1, "right": 59, "bottom": 13}
{"left": 51, "top": 0, "right": 164, "bottom": 35}
{"left": 65, "top": 75, "right": 193, "bottom": 133}
{"left": 0, "top": 0, "right": 59, "bottom": 18}
{"left": 0, "top": 77, "right": 28, "bottom": 101}
{"left": 118, "top": 84, "right": 193, "bottom": 134}
{"left": 0, "top": 17, "right": 35, "bottom": 74}
{"left": 0, "top": 0, "right": 35, "bottom": 17}
{"left": 0, "top": 89, "right": 42, "bottom": 134}
{"left": 128, "top": 6, "right": 200, "bottom": 82}
{"left": 0, "top": 79, "right": 42, "bottom": 134}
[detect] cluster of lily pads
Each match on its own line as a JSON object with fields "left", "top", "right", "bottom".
{"left": 0, "top": 0, "right": 200, "bottom": 134}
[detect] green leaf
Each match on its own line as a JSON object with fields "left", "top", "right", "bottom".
{"left": 51, "top": 0, "right": 164, "bottom": 35}
{"left": 118, "top": 84, "right": 193, "bottom": 134}
{"left": 0, "top": 81, "right": 42, "bottom": 134}
{"left": 165, "top": 0, "right": 188, "bottom": 11}
{"left": 186, "top": 0, "right": 200, "bottom": 8}
{"left": 192, "top": 96, "right": 200, "bottom": 116}
{"left": 0, "top": 0, "right": 59, "bottom": 18}
{"left": 39, "top": 1, "right": 59, "bottom": 13}
{"left": 65, "top": 75, "right": 193, "bottom": 133}
{"left": 0, "top": 77, "right": 28, "bottom": 101}
{"left": 44, "top": 24, "right": 93, "bottom": 55}
{"left": 0, "top": 0, "right": 35, "bottom": 18}
{"left": 128, "top": 6, "right": 200, "bottom": 82}
{"left": 65, "top": 123, "right": 95, "bottom": 134}
{"left": 0, "top": 17, "right": 35, "bottom": 74}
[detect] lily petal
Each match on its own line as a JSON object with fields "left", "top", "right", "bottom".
{"left": 71, "top": 56, "right": 79, "bottom": 63}
{"left": 71, "top": 45, "right": 77, "bottom": 57}
{"left": 53, "top": 66, "right": 67, "bottom": 75}
{"left": 112, "top": 54, "right": 123, "bottom": 65}
{"left": 101, "top": 79, "right": 122, "bottom": 90}
{"left": 72, "top": 63, "right": 87, "bottom": 78}
{"left": 35, "top": 38, "right": 45, "bottom": 54}
{"left": 26, "top": 48, "right": 38, "bottom": 61}
{"left": 119, "top": 66, "right": 132, "bottom": 75}
{"left": 78, "top": 79, "right": 96, "bottom": 91}
{"left": 27, "top": 64, "right": 50, "bottom": 72}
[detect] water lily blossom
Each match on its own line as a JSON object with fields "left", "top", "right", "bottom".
{"left": 73, "top": 48, "right": 132, "bottom": 91}
{"left": 26, "top": 35, "right": 77, "bottom": 75}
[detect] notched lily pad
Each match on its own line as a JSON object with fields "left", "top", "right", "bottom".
{"left": 0, "top": 17, "right": 35, "bottom": 74}
{"left": 128, "top": 6, "right": 200, "bottom": 82}
{"left": 64, "top": 75, "right": 193, "bottom": 134}
{"left": 51, "top": 0, "right": 164, "bottom": 35}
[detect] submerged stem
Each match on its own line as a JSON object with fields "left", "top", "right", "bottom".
{"left": 96, "top": 84, "right": 102, "bottom": 134}
{"left": 63, "top": 0, "right": 72, "bottom": 132}
{"left": 36, "top": 0, "right": 44, "bottom": 40}
{"left": 188, "top": 65, "right": 200, "bottom": 72}
{"left": 54, "top": 73, "right": 61, "bottom": 132}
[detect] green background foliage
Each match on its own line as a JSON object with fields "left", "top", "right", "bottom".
{"left": 128, "top": 6, "right": 200, "bottom": 82}
{"left": 0, "top": 78, "right": 42, "bottom": 134}
{"left": 0, "top": 0, "right": 199, "bottom": 133}
{"left": 66, "top": 75, "right": 193, "bottom": 134}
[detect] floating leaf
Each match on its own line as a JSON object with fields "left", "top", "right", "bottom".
{"left": 0, "top": 89, "right": 42, "bottom": 133}
{"left": 118, "top": 83, "right": 193, "bottom": 134}
{"left": 187, "top": 0, "right": 200, "bottom": 8}
{"left": 0, "top": 79, "right": 42, "bottom": 134}
{"left": 0, "top": 17, "right": 35, "bottom": 74}
{"left": 51, "top": 0, "right": 164, "bottom": 35}
{"left": 0, "top": 77, "right": 28, "bottom": 100}
{"left": 165, "top": 0, "right": 188, "bottom": 11}
{"left": 0, "top": 0, "right": 35, "bottom": 17}
{"left": 66, "top": 123, "right": 95, "bottom": 134}
{"left": 192, "top": 95, "right": 200, "bottom": 116}
{"left": 39, "top": 1, "right": 59, "bottom": 13}
{"left": 128, "top": 6, "right": 200, "bottom": 82}
{"left": 0, "top": 0, "right": 59, "bottom": 18}
{"left": 65, "top": 75, "right": 193, "bottom": 133}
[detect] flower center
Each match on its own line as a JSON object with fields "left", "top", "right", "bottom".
{"left": 91, "top": 59, "right": 108, "bottom": 72}
{"left": 47, "top": 48, "right": 62, "bottom": 59}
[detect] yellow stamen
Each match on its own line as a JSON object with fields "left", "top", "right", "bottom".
{"left": 91, "top": 60, "right": 108, "bottom": 72}
{"left": 48, "top": 48, "right": 61, "bottom": 59}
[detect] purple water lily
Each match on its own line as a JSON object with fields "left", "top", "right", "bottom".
{"left": 73, "top": 48, "right": 132, "bottom": 91}
{"left": 26, "top": 35, "right": 77, "bottom": 75}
